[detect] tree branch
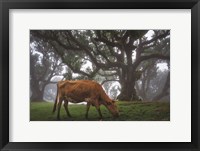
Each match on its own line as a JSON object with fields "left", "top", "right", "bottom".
{"left": 67, "top": 31, "right": 126, "bottom": 70}
{"left": 32, "top": 31, "right": 82, "bottom": 51}
{"left": 66, "top": 31, "right": 107, "bottom": 68}
{"left": 140, "top": 31, "right": 170, "bottom": 46}
{"left": 141, "top": 54, "right": 170, "bottom": 61}
{"left": 51, "top": 43, "right": 93, "bottom": 77}
{"left": 95, "top": 31, "right": 122, "bottom": 49}
{"left": 91, "top": 38, "right": 111, "bottom": 64}
{"left": 33, "top": 30, "right": 126, "bottom": 71}
{"left": 66, "top": 63, "right": 91, "bottom": 77}
{"left": 98, "top": 71, "right": 118, "bottom": 77}
{"left": 101, "top": 79, "right": 119, "bottom": 85}
{"left": 133, "top": 54, "right": 170, "bottom": 70}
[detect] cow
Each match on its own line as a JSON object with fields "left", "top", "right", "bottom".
{"left": 52, "top": 80, "right": 119, "bottom": 120}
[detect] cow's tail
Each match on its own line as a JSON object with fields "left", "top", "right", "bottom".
{"left": 52, "top": 84, "right": 58, "bottom": 113}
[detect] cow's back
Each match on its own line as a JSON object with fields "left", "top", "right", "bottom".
{"left": 63, "top": 80, "right": 102, "bottom": 102}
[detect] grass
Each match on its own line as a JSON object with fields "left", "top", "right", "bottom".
{"left": 30, "top": 101, "right": 170, "bottom": 121}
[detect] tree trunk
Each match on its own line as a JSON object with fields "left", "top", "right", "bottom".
{"left": 30, "top": 81, "right": 45, "bottom": 102}
{"left": 117, "top": 69, "right": 139, "bottom": 101}
{"left": 117, "top": 84, "right": 138, "bottom": 101}
{"left": 30, "top": 89, "right": 44, "bottom": 102}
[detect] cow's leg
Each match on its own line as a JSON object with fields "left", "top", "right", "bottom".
{"left": 94, "top": 101, "right": 103, "bottom": 120}
{"left": 63, "top": 100, "right": 71, "bottom": 117}
{"left": 96, "top": 106, "right": 103, "bottom": 120}
{"left": 57, "top": 98, "right": 63, "bottom": 120}
{"left": 85, "top": 102, "right": 91, "bottom": 119}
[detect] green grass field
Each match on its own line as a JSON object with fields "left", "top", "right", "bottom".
{"left": 30, "top": 101, "right": 170, "bottom": 121}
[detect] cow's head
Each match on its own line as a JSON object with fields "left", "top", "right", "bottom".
{"left": 105, "top": 100, "right": 119, "bottom": 118}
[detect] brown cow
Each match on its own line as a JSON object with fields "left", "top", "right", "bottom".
{"left": 53, "top": 80, "right": 119, "bottom": 120}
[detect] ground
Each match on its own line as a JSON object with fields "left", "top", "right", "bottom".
{"left": 30, "top": 101, "right": 170, "bottom": 121}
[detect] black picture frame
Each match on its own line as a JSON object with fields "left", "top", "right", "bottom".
{"left": 0, "top": 0, "right": 199, "bottom": 151}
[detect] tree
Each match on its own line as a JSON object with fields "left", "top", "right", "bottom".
{"left": 136, "top": 60, "right": 170, "bottom": 101}
{"left": 31, "top": 30, "right": 170, "bottom": 101}
{"left": 135, "top": 60, "right": 158, "bottom": 101}
{"left": 30, "top": 34, "right": 63, "bottom": 101}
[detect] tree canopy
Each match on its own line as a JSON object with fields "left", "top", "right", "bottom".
{"left": 30, "top": 30, "right": 170, "bottom": 101}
